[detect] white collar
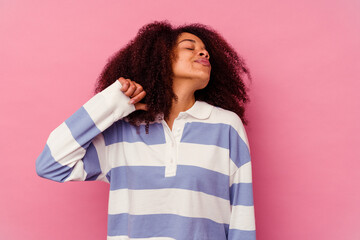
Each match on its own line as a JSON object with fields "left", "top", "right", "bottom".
{"left": 182, "top": 100, "right": 214, "bottom": 120}
{"left": 142, "top": 100, "right": 214, "bottom": 123}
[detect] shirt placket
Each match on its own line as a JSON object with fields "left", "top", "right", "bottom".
{"left": 162, "top": 114, "right": 185, "bottom": 177}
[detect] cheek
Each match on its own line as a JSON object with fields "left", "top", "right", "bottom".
{"left": 173, "top": 59, "right": 192, "bottom": 71}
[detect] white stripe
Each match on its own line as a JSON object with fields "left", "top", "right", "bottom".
{"left": 229, "top": 205, "right": 255, "bottom": 231}
{"left": 82, "top": 92, "right": 115, "bottom": 131}
{"left": 83, "top": 80, "right": 135, "bottom": 128}
{"left": 92, "top": 133, "right": 109, "bottom": 183}
{"left": 108, "top": 236, "right": 175, "bottom": 240}
{"left": 108, "top": 188, "right": 231, "bottom": 224}
{"left": 108, "top": 142, "right": 233, "bottom": 177}
{"left": 179, "top": 143, "right": 229, "bottom": 175}
{"left": 47, "top": 122, "right": 85, "bottom": 167}
{"left": 230, "top": 161, "right": 253, "bottom": 184}
{"left": 206, "top": 107, "right": 250, "bottom": 151}
{"left": 229, "top": 159, "right": 238, "bottom": 176}
{"left": 64, "top": 160, "right": 86, "bottom": 182}
{"left": 107, "top": 142, "right": 169, "bottom": 168}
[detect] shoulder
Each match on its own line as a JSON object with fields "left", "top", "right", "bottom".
{"left": 207, "top": 104, "right": 249, "bottom": 147}
{"left": 209, "top": 104, "right": 244, "bottom": 128}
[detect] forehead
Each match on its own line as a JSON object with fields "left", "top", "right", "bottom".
{"left": 176, "top": 32, "right": 206, "bottom": 47}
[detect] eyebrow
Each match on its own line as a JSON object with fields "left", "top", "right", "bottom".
{"left": 177, "top": 39, "right": 207, "bottom": 50}
{"left": 178, "top": 39, "right": 196, "bottom": 44}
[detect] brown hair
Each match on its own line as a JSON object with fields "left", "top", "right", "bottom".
{"left": 95, "top": 20, "right": 252, "bottom": 131}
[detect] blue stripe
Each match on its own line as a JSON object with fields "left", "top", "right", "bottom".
{"left": 106, "top": 170, "right": 111, "bottom": 182}
{"left": 83, "top": 143, "right": 101, "bottom": 181}
{"left": 103, "top": 120, "right": 166, "bottom": 146}
{"left": 181, "top": 122, "right": 230, "bottom": 148}
{"left": 230, "top": 183, "right": 254, "bottom": 206}
{"left": 109, "top": 165, "right": 230, "bottom": 200}
{"left": 108, "top": 213, "right": 229, "bottom": 239}
{"left": 181, "top": 122, "right": 250, "bottom": 167}
{"left": 229, "top": 126, "right": 251, "bottom": 168}
{"left": 65, "top": 106, "right": 101, "bottom": 148}
{"left": 228, "top": 229, "right": 256, "bottom": 240}
{"left": 35, "top": 144, "right": 72, "bottom": 182}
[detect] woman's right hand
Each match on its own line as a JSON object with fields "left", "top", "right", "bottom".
{"left": 118, "top": 77, "right": 148, "bottom": 111}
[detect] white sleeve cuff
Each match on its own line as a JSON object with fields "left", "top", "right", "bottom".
{"left": 99, "top": 80, "right": 136, "bottom": 121}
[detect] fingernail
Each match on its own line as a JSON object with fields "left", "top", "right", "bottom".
{"left": 129, "top": 99, "right": 134, "bottom": 104}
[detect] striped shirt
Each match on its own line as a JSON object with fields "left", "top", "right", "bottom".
{"left": 36, "top": 80, "right": 256, "bottom": 240}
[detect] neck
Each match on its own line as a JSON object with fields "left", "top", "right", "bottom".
{"left": 165, "top": 82, "right": 196, "bottom": 130}
{"left": 170, "top": 95, "right": 195, "bottom": 116}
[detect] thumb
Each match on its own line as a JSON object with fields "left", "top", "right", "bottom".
{"left": 134, "top": 103, "right": 148, "bottom": 111}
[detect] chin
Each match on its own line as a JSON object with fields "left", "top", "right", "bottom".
{"left": 197, "top": 79, "right": 210, "bottom": 90}
{"left": 196, "top": 72, "right": 210, "bottom": 81}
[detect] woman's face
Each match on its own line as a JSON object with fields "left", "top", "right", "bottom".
{"left": 171, "top": 32, "right": 211, "bottom": 92}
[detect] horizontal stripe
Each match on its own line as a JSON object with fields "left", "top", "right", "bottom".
{"left": 230, "top": 161, "right": 253, "bottom": 184}
{"left": 83, "top": 142, "right": 101, "bottom": 181}
{"left": 229, "top": 159, "right": 238, "bottom": 177}
{"left": 64, "top": 159, "right": 86, "bottom": 181}
{"left": 228, "top": 229, "right": 256, "bottom": 240}
{"left": 108, "top": 188, "right": 230, "bottom": 224}
{"left": 107, "top": 142, "right": 231, "bottom": 175}
{"left": 108, "top": 165, "right": 229, "bottom": 200}
{"left": 108, "top": 236, "right": 175, "bottom": 240}
{"left": 91, "top": 133, "right": 110, "bottom": 182}
{"left": 103, "top": 121, "right": 166, "bottom": 146}
{"left": 181, "top": 122, "right": 230, "bottom": 148}
{"left": 210, "top": 106, "right": 250, "bottom": 147}
{"left": 46, "top": 122, "right": 86, "bottom": 166}
{"left": 106, "top": 141, "right": 250, "bottom": 181}
{"left": 230, "top": 183, "right": 254, "bottom": 206}
{"left": 181, "top": 122, "right": 250, "bottom": 167}
{"left": 36, "top": 144, "right": 72, "bottom": 182}
{"left": 65, "top": 106, "right": 101, "bottom": 148}
{"left": 229, "top": 125, "right": 251, "bottom": 168}
{"left": 107, "top": 213, "right": 229, "bottom": 239}
{"left": 107, "top": 141, "right": 167, "bottom": 167}
{"left": 229, "top": 205, "right": 256, "bottom": 230}
{"left": 179, "top": 143, "right": 230, "bottom": 175}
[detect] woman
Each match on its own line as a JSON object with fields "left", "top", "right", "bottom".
{"left": 36, "top": 20, "right": 256, "bottom": 240}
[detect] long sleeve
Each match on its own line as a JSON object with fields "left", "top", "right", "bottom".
{"left": 227, "top": 121, "right": 256, "bottom": 239}
{"left": 36, "top": 80, "right": 136, "bottom": 183}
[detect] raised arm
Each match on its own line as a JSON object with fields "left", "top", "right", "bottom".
{"left": 36, "top": 78, "right": 146, "bottom": 183}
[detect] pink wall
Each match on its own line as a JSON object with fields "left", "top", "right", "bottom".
{"left": 1, "top": 0, "right": 359, "bottom": 239}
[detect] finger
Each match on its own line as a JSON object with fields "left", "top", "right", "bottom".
{"left": 134, "top": 103, "right": 148, "bottom": 111}
{"left": 131, "top": 82, "right": 144, "bottom": 97}
{"left": 118, "top": 78, "right": 129, "bottom": 91}
{"left": 129, "top": 90, "right": 146, "bottom": 105}
{"left": 124, "top": 81, "right": 137, "bottom": 97}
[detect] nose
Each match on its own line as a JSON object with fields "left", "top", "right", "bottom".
{"left": 199, "top": 49, "right": 210, "bottom": 59}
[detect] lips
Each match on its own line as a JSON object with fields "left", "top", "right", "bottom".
{"left": 195, "top": 59, "right": 211, "bottom": 67}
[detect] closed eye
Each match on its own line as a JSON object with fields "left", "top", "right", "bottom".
{"left": 186, "top": 48, "right": 194, "bottom": 50}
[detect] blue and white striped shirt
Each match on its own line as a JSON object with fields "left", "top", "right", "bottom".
{"left": 36, "top": 80, "right": 256, "bottom": 240}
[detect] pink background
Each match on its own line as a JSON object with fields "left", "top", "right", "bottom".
{"left": 1, "top": 0, "right": 359, "bottom": 239}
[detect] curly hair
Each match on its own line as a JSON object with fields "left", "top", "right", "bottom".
{"left": 95, "top": 20, "right": 252, "bottom": 132}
